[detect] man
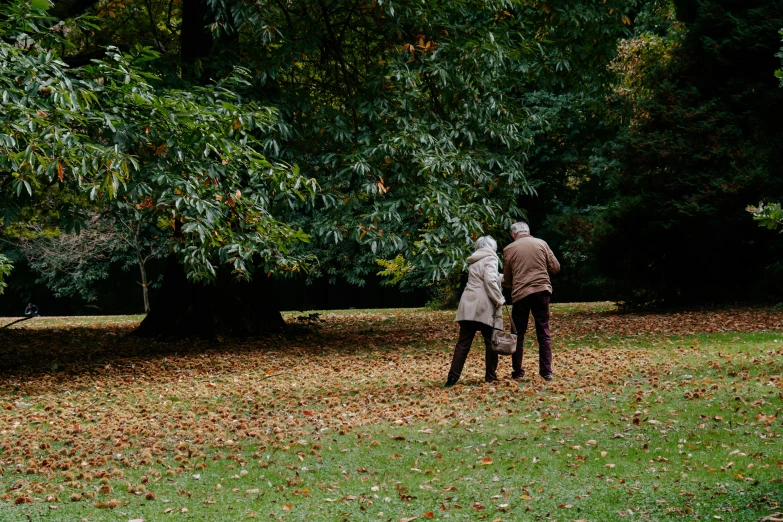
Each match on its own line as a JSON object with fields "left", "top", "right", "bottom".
{"left": 24, "top": 303, "right": 40, "bottom": 317}
{"left": 502, "top": 222, "right": 560, "bottom": 381}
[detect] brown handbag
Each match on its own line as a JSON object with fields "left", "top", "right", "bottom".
{"left": 491, "top": 305, "right": 517, "bottom": 355}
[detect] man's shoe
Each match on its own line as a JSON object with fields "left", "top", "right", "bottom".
{"left": 510, "top": 372, "right": 525, "bottom": 381}
{"left": 542, "top": 374, "right": 554, "bottom": 382}
{"left": 444, "top": 378, "right": 457, "bottom": 388}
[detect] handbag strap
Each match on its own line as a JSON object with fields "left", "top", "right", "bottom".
{"left": 504, "top": 304, "right": 516, "bottom": 334}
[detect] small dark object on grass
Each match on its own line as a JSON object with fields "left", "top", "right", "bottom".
{"left": 295, "top": 313, "right": 321, "bottom": 324}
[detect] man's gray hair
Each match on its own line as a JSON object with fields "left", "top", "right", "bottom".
{"left": 510, "top": 222, "right": 530, "bottom": 237}
{"left": 474, "top": 235, "right": 497, "bottom": 251}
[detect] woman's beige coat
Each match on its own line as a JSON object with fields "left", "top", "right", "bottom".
{"left": 455, "top": 248, "right": 505, "bottom": 329}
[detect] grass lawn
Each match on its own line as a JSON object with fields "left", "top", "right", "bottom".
{"left": 0, "top": 304, "right": 782, "bottom": 521}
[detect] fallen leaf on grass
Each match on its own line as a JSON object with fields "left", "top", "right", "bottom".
{"left": 4, "top": 305, "right": 783, "bottom": 518}
{"left": 480, "top": 458, "right": 493, "bottom": 465}
{"left": 95, "top": 499, "right": 123, "bottom": 509}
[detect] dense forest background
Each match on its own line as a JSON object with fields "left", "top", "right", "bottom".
{"left": 1, "top": 0, "right": 782, "bottom": 320}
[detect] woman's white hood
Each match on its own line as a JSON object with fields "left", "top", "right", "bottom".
{"left": 467, "top": 247, "right": 497, "bottom": 264}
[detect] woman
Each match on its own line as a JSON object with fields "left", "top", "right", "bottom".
{"left": 445, "top": 236, "right": 505, "bottom": 387}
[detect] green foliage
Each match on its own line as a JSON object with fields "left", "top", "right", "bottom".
{"left": 0, "top": 0, "right": 316, "bottom": 285}
{"left": 375, "top": 255, "right": 413, "bottom": 287}
{"left": 0, "top": 3, "right": 132, "bottom": 211}
{"left": 0, "top": 254, "right": 12, "bottom": 295}
{"left": 748, "top": 202, "right": 783, "bottom": 232}
{"left": 12, "top": 212, "right": 169, "bottom": 303}
{"left": 197, "top": 0, "right": 646, "bottom": 287}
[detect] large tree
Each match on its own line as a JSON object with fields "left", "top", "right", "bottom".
{"left": 1, "top": 0, "right": 315, "bottom": 334}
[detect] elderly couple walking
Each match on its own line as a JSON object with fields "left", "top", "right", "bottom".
{"left": 445, "top": 222, "right": 560, "bottom": 387}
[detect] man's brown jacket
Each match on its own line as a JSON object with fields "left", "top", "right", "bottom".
{"left": 502, "top": 232, "right": 560, "bottom": 304}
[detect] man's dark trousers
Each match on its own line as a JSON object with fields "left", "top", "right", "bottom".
{"left": 447, "top": 321, "right": 499, "bottom": 383}
{"left": 511, "top": 291, "right": 552, "bottom": 378}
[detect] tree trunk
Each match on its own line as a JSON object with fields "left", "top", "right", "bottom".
{"left": 138, "top": 258, "right": 150, "bottom": 314}
{"left": 181, "top": 0, "right": 214, "bottom": 63}
{"left": 132, "top": 255, "right": 286, "bottom": 338}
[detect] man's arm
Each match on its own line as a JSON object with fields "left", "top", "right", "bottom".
{"left": 502, "top": 249, "right": 513, "bottom": 287}
{"left": 545, "top": 243, "right": 561, "bottom": 274}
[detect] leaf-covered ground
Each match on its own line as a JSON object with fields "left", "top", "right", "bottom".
{"left": 1, "top": 304, "right": 782, "bottom": 521}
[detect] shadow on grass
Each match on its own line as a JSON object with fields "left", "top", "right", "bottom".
{"left": 0, "top": 319, "right": 439, "bottom": 384}
{"left": 3, "top": 304, "right": 782, "bottom": 387}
